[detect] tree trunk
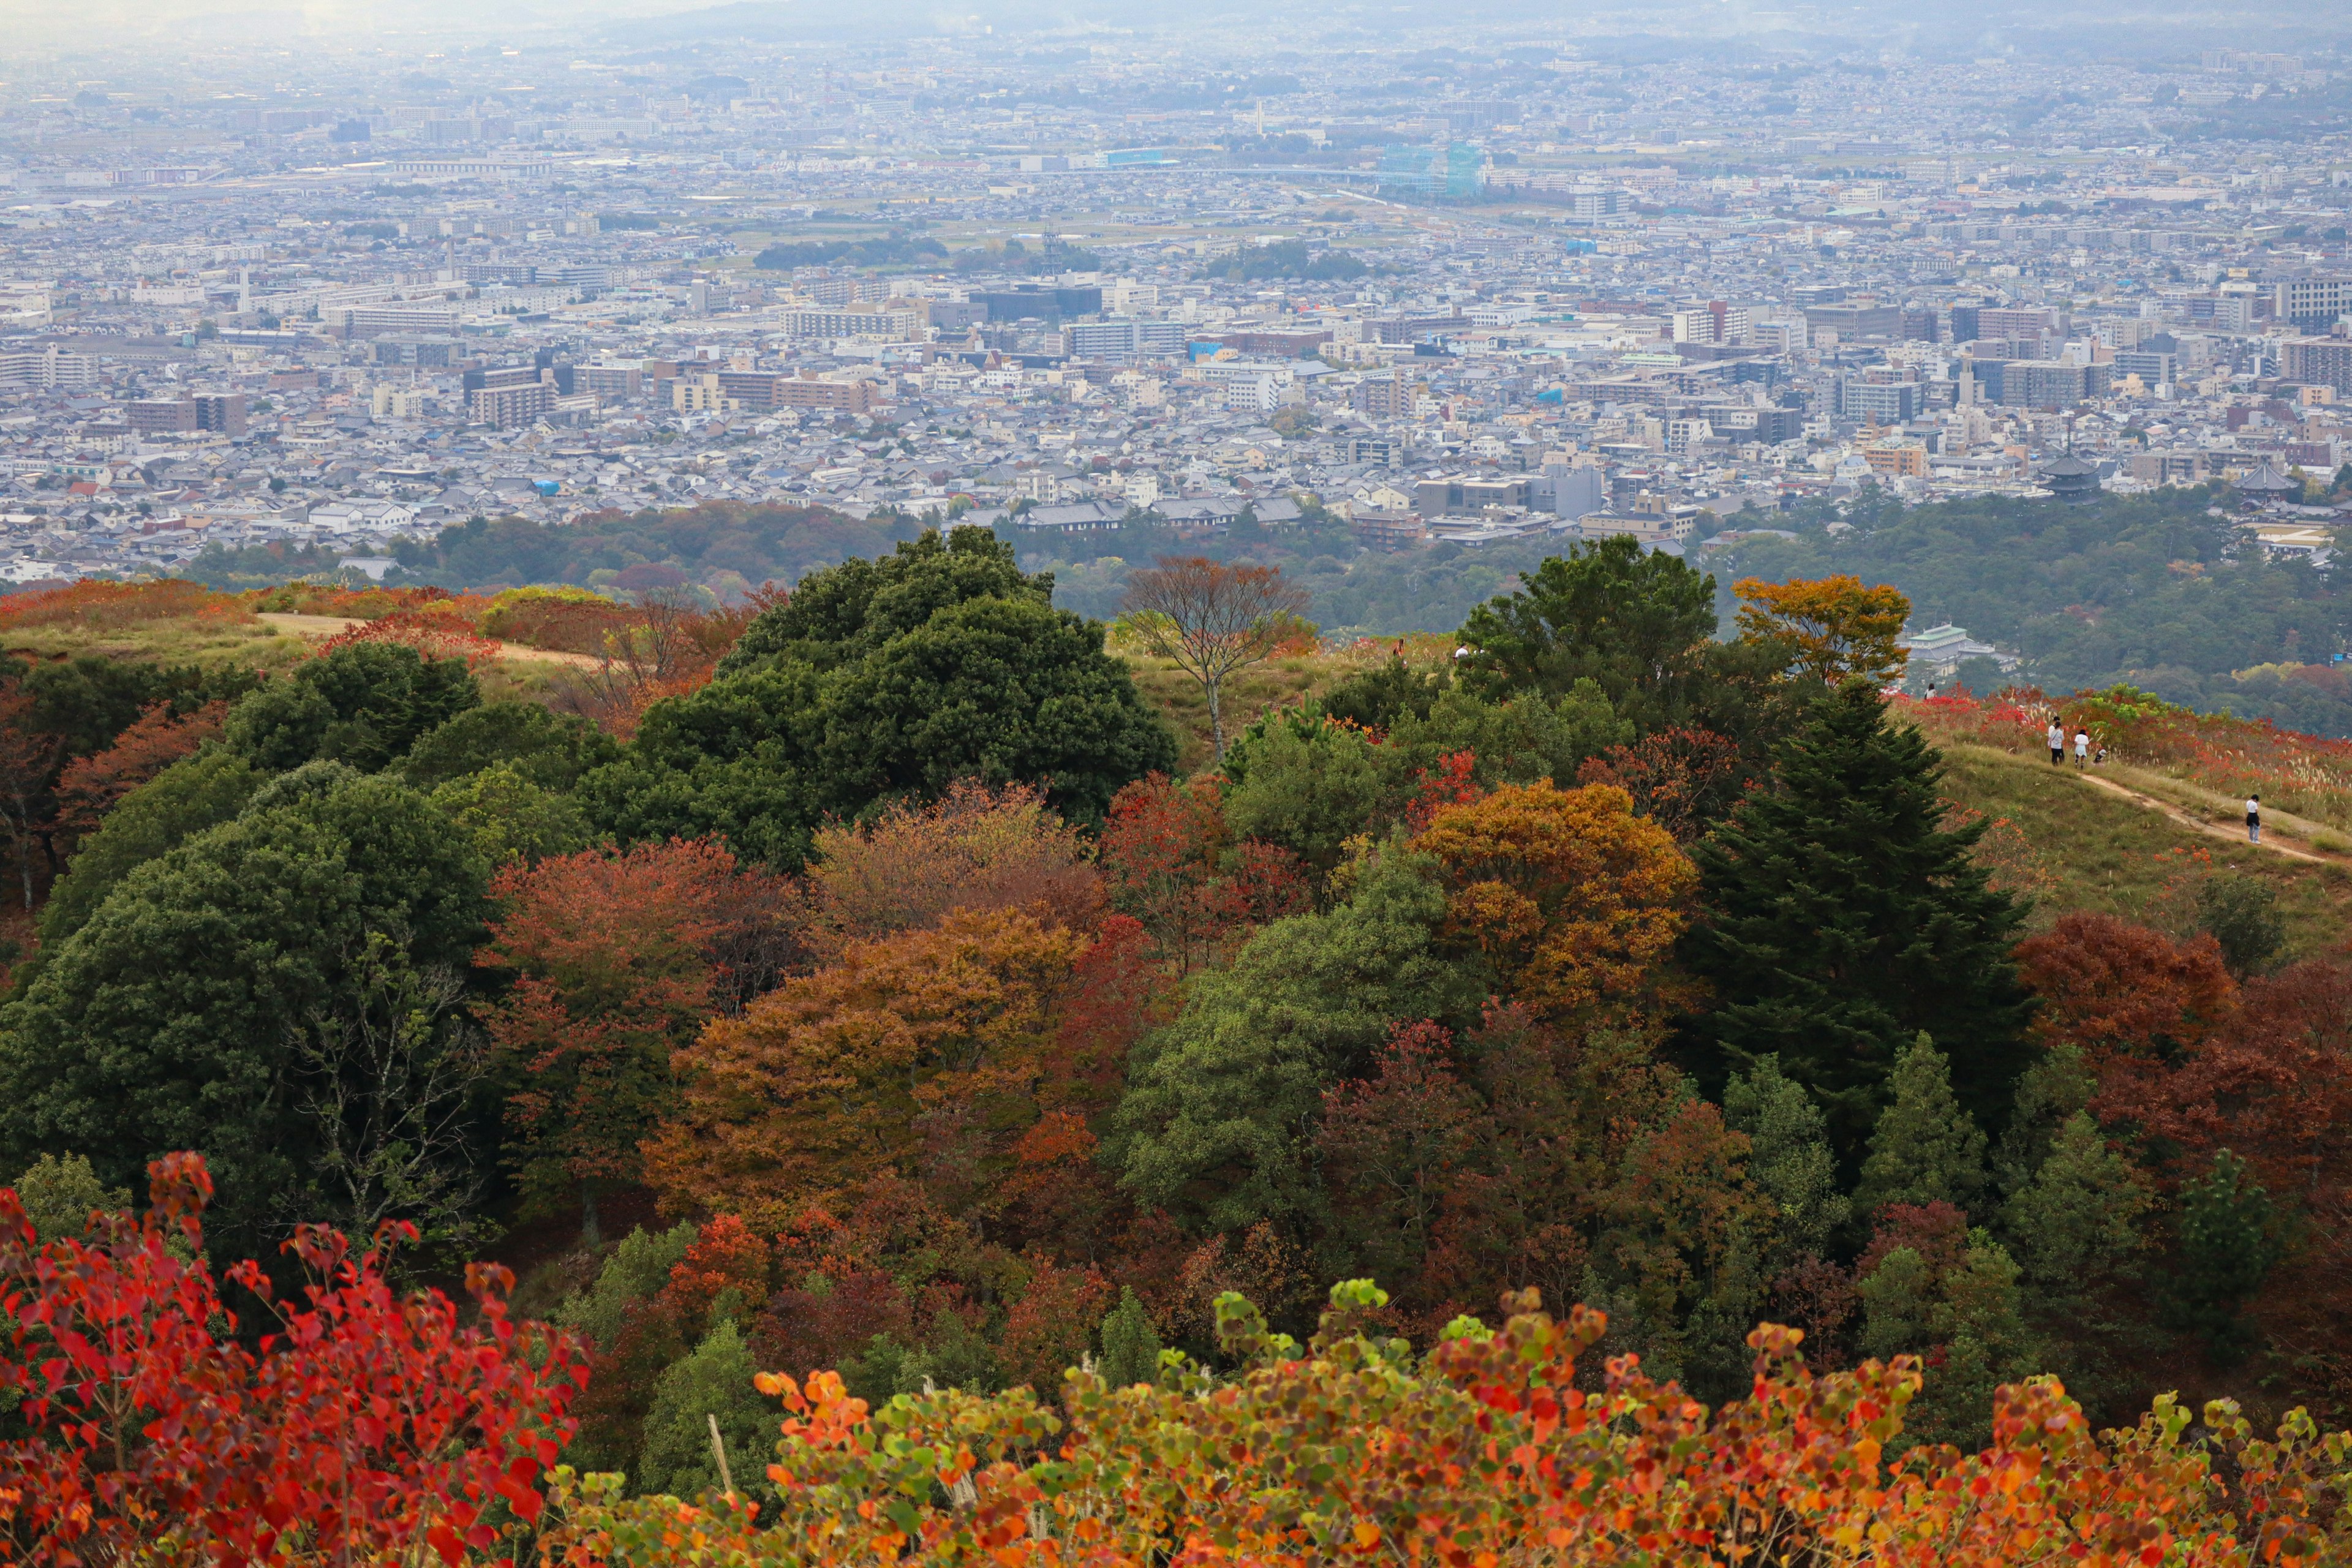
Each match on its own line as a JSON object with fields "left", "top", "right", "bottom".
{"left": 1207, "top": 676, "right": 1225, "bottom": 762}
{"left": 579, "top": 1176, "right": 601, "bottom": 1247}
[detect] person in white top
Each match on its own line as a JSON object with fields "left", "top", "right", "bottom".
{"left": 2074, "top": 728, "right": 2090, "bottom": 767}
{"left": 2247, "top": 794, "right": 2261, "bottom": 844}
{"left": 2047, "top": 720, "right": 2065, "bottom": 765}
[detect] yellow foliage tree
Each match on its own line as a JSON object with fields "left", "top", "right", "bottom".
{"left": 1734, "top": 573, "right": 1912, "bottom": 686}
{"left": 1408, "top": 782, "right": 1697, "bottom": 1020}
{"left": 643, "top": 905, "right": 1087, "bottom": 1221}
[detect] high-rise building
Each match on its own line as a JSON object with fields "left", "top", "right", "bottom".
{"left": 2283, "top": 336, "right": 2352, "bottom": 395}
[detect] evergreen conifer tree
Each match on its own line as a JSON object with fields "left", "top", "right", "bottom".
{"left": 1683, "top": 680, "right": 2032, "bottom": 1160}
{"left": 1855, "top": 1034, "right": 1990, "bottom": 1218}
{"left": 1721, "top": 1054, "right": 1849, "bottom": 1259}
{"left": 2002, "top": 1112, "right": 2147, "bottom": 1297}
{"left": 1098, "top": 1287, "right": 1164, "bottom": 1389}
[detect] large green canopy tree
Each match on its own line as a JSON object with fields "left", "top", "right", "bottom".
{"left": 586, "top": 530, "right": 1175, "bottom": 867}
{"left": 0, "top": 763, "right": 493, "bottom": 1255}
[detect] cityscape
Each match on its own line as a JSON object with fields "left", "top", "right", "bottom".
{"left": 2, "top": 6, "right": 2350, "bottom": 616}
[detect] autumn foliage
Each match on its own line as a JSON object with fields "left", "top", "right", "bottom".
{"left": 1410, "top": 780, "right": 1697, "bottom": 1020}
{"left": 0, "top": 1152, "right": 583, "bottom": 1566}
{"left": 478, "top": 839, "right": 798, "bottom": 1218}
{"left": 539, "top": 1285, "right": 2352, "bottom": 1568}
{"left": 1734, "top": 571, "right": 1912, "bottom": 687}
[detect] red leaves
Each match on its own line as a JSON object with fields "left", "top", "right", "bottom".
{"left": 51, "top": 699, "right": 227, "bottom": 838}
{"left": 0, "top": 1153, "right": 582, "bottom": 1566}
{"left": 1099, "top": 773, "right": 1309, "bottom": 972}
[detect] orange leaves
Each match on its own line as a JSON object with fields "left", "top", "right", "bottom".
{"left": 541, "top": 1282, "right": 2352, "bottom": 1568}
{"left": 317, "top": 608, "right": 503, "bottom": 668}
{"left": 51, "top": 699, "right": 227, "bottom": 839}
{"left": 1409, "top": 782, "right": 1697, "bottom": 1022}
{"left": 646, "top": 907, "right": 1089, "bottom": 1221}
{"left": 477, "top": 838, "right": 795, "bottom": 1202}
{"left": 808, "top": 779, "right": 1102, "bottom": 947}
{"left": 1735, "top": 573, "right": 1913, "bottom": 688}
{"left": 0, "top": 578, "right": 251, "bottom": 631}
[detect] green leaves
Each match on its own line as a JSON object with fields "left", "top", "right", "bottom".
{"left": 1684, "top": 680, "right": 2034, "bottom": 1160}
{"left": 224, "top": 641, "right": 480, "bottom": 775}
{"left": 588, "top": 531, "right": 1173, "bottom": 866}
{"left": 0, "top": 767, "right": 491, "bottom": 1254}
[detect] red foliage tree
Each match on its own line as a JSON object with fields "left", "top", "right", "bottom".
{"left": 1317, "top": 1020, "right": 1491, "bottom": 1292}
{"left": 476, "top": 838, "right": 796, "bottom": 1236}
{"left": 1401, "top": 748, "right": 1483, "bottom": 835}
{"left": 50, "top": 699, "right": 227, "bottom": 839}
{"left": 1574, "top": 724, "right": 1749, "bottom": 841}
{"left": 998, "top": 1257, "right": 1112, "bottom": 1395}
{"left": 2015, "top": 910, "right": 2238, "bottom": 1067}
{"left": 0, "top": 1152, "right": 583, "bottom": 1564}
{"left": 1097, "top": 774, "right": 1310, "bottom": 972}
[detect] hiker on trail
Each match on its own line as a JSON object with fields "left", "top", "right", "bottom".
{"left": 2248, "top": 794, "right": 2261, "bottom": 844}
{"left": 2075, "top": 728, "right": 2090, "bottom": 767}
{"left": 2048, "top": 720, "right": 2065, "bottom": 764}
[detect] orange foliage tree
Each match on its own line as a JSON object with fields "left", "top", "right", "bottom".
{"left": 805, "top": 779, "right": 1101, "bottom": 947}
{"left": 1408, "top": 780, "right": 1697, "bottom": 1019}
{"left": 644, "top": 907, "right": 1089, "bottom": 1224}
{"left": 0, "top": 578, "right": 251, "bottom": 631}
{"left": 475, "top": 839, "right": 797, "bottom": 1235}
{"left": 1735, "top": 573, "right": 1913, "bottom": 687}
{"left": 318, "top": 608, "right": 503, "bottom": 667}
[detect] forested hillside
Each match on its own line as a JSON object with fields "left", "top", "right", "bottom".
{"left": 1713, "top": 485, "right": 2352, "bottom": 736}
{"left": 0, "top": 536, "right": 2347, "bottom": 1561}
{"left": 183, "top": 486, "right": 2352, "bottom": 739}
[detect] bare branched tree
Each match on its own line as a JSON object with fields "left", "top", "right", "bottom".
{"left": 1121, "top": 556, "right": 1311, "bottom": 762}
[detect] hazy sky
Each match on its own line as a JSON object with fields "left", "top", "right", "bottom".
{"left": 0, "top": 0, "right": 2336, "bottom": 60}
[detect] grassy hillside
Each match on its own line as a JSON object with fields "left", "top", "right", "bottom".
{"left": 1932, "top": 740, "right": 2352, "bottom": 954}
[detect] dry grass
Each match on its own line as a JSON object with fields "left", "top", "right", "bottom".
{"left": 1933, "top": 741, "right": 2352, "bottom": 960}
{"left": 1121, "top": 653, "right": 1348, "bottom": 775}
{"left": 3, "top": 616, "right": 313, "bottom": 676}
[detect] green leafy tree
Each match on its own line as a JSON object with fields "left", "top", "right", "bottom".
{"left": 2195, "top": 873, "right": 2286, "bottom": 979}
{"left": 0, "top": 763, "right": 492, "bottom": 1254}
{"left": 400, "top": 700, "right": 619, "bottom": 792}
{"left": 35, "top": 747, "right": 262, "bottom": 954}
{"left": 716, "top": 526, "right": 1039, "bottom": 676}
{"left": 1115, "top": 850, "right": 1473, "bottom": 1232}
{"left": 1384, "top": 682, "right": 1630, "bottom": 790}
{"left": 2169, "top": 1148, "right": 2281, "bottom": 1359}
{"left": 1721, "top": 1054, "right": 1849, "bottom": 1260}
{"left": 815, "top": 594, "right": 1174, "bottom": 827}
{"left": 1097, "top": 1286, "right": 1164, "bottom": 1389}
{"left": 1855, "top": 1035, "right": 1991, "bottom": 1219}
{"left": 1857, "top": 1229, "right": 2034, "bottom": 1450}
{"left": 636, "top": 1317, "right": 776, "bottom": 1503}
{"left": 1221, "top": 718, "right": 1389, "bottom": 880}
{"left": 10, "top": 1152, "right": 129, "bottom": 1245}
{"left": 588, "top": 533, "right": 1173, "bottom": 867}
{"left": 556, "top": 1222, "right": 699, "bottom": 1352}
{"left": 429, "top": 763, "right": 594, "bottom": 866}
{"left": 1317, "top": 657, "right": 1450, "bottom": 730}
{"left": 1455, "top": 535, "right": 1718, "bottom": 725}
{"left": 581, "top": 665, "right": 827, "bottom": 869}
{"left": 224, "top": 642, "right": 480, "bottom": 774}
{"left": 1682, "top": 682, "right": 2034, "bottom": 1161}
{"left": 1992, "top": 1041, "right": 2095, "bottom": 1198}
{"left": 2003, "top": 1112, "right": 2146, "bottom": 1294}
